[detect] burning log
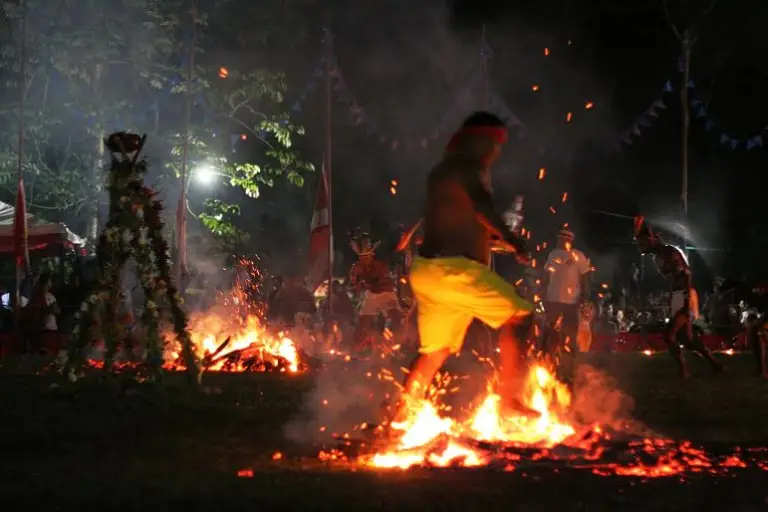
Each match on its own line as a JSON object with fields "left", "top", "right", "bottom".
{"left": 203, "top": 336, "right": 232, "bottom": 367}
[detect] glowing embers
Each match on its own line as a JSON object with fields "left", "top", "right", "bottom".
{"left": 336, "top": 365, "right": 762, "bottom": 476}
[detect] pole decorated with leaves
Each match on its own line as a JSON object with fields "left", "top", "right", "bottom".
{"left": 67, "top": 132, "right": 201, "bottom": 386}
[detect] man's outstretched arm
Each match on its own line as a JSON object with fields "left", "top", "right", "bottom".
{"left": 463, "top": 173, "right": 527, "bottom": 254}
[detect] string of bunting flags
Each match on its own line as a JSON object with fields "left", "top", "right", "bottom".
{"left": 284, "top": 29, "right": 687, "bottom": 158}
{"left": 63, "top": 25, "right": 767, "bottom": 156}
{"left": 617, "top": 80, "right": 673, "bottom": 147}
{"left": 687, "top": 81, "right": 764, "bottom": 151}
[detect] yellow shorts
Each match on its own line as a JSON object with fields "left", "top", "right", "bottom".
{"left": 409, "top": 256, "right": 532, "bottom": 355}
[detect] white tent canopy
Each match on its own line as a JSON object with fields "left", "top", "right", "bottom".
{"left": 0, "top": 201, "right": 86, "bottom": 252}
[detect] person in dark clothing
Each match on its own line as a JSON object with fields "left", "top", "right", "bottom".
{"left": 392, "top": 112, "right": 534, "bottom": 421}
{"left": 634, "top": 216, "right": 722, "bottom": 377}
{"left": 272, "top": 275, "right": 316, "bottom": 327}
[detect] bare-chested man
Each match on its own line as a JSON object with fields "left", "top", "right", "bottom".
{"left": 392, "top": 112, "right": 534, "bottom": 420}
{"left": 634, "top": 216, "right": 723, "bottom": 377}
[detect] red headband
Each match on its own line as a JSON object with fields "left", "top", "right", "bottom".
{"left": 446, "top": 126, "right": 508, "bottom": 151}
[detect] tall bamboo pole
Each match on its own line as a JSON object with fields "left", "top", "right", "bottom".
{"left": 177, "top": 5, "right": 196, "bottom": 291}
{"left": 15, "top": 1, "right": 27, "bottom": 306}
{"left": 325, "top": 25, "right": 334, "bottom": 314}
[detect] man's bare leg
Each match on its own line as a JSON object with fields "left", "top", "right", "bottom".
{"left": 665, "top": 312, "right": 689, "bottom": 378}
{"left": 389, "top": 348, "right": 451, "bottom": 422}
{"left": 498, "top": 314, "right": 539, "bottom": 417}
{"left": 352, "top": 315, "right": 375, "bottom": 351}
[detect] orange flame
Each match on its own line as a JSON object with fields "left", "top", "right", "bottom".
{"left": 364, "top": 364, "right": 574, "bottom": 469}
{"left": 164, "top": 314, "right": 300, "bottom": 373}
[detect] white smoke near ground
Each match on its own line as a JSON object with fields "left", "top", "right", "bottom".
{"left": 283, "top": 357, "right": 403, "bottom": 444}
{"left": 569, "top": 364, "right": 649, "bottom": 436}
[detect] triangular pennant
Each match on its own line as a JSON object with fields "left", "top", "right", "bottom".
{"left": 292, "top": 101, "right": 301, "bottom": 112}
{"left": 638, "top": 116, "right": 651, "bottom": 128}
{"left": 653, "top": 100, "right": 666, "bottom": 109}
{"left": 632, "top": 125, "right": 642, "bottom": 136}
{"left": 691, "top": 98, "right": 702, "bottom": 108}
{"left": 729, "top": 139, "right": 738, "bottom": 150}
{"left": 746, "top": 137, "right": 760, "bottom": 150}
{"left": 647, "top": 108, "right": 659, "bottom": 118}
{"left": 350, "top": 103, "right": 362, "bottom": 115}
{"left": 506, "top": 111, "right": 522, "bottom": 127}
{"left": 695, "top": 106, "right": 706, "bottom": 118}
{"left": 663, "top": 81, "right": 673, "bottom": 93}
{"left": 687, "top": 80, "right": 695, "bottom": 89}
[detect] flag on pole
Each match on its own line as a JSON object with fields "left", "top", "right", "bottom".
{"left": 13, "top": 177, "right": 27, "bottom": 269}
{"left": 176, "top": 192, "right": 187, "bottom": 278}
{"left": 12, "top": 175, "right": 28, "bottom": 308}
{"left": 307, "top": 162, "right": 332, "bottom": 292}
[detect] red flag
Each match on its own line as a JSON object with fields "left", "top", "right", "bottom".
{"left": 307, "top": 163, "right": 332, "bottom": 292}
{"left": 13, "top": 177, "right": 27, "bottom": 268}
{"left": 176, "top": 192, "right": 187, "bottom": 275}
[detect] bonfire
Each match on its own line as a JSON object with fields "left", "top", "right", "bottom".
{"left": 163, "top": 312, "right": 300, "bottom": 373}
{"left": 304, "top": 361, "right": 766, "bottom": 477}
{"left": 362, "top": 363, "right": 575, "bottom": 469}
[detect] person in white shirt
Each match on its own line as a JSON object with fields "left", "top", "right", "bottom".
{"left": 542, "top": 228, "right": 590, "bottom": 354}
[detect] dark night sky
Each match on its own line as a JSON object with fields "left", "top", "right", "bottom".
{"left": 239, "top": 0, "right": 767, "bottom": 283}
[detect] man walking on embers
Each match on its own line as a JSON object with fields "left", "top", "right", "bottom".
{"left": 389, "top": 112, "right": 536, "bottom": 424}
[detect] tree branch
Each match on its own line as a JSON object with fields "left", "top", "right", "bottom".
{"left": 662, "top": 0, "right": 683, "bottom": 40}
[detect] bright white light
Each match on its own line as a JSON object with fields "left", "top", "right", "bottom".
{"left": 194, "top": 164, "right": 216, "bottom": 185}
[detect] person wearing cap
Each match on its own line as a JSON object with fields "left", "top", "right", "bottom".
{"left": 390, "top": 111, "right": 534, "bottom": 423}
{"left": 542, "top": 227, "right": 591, "bottom": 357}
{"left": 633, "top": 216, "right": 722, "bottom": 377}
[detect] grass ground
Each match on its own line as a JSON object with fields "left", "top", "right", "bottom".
{"left": 1, "top": 352, "right": 767, "bottom": 510}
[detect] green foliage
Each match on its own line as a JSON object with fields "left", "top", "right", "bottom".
{"left": 0, "top": 0, "right": 314, "bottom": 246}
{"left": 166, "top": 63, "right": 314, "bottom": 247}
{"left": 198, "top": 198, "right": 251, "bottom": 254}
